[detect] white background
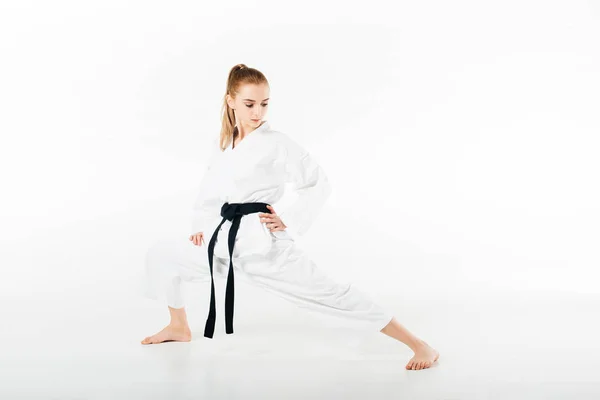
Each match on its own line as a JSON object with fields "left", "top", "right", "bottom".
{"left": 1, "top": 1, "right": 599, "bottom": 398}
{"left": 2, "top": 1, "right": 598, "bottom": 296}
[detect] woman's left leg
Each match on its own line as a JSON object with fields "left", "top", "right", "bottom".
{"left": 237, "top": 239, "right": 439, "bottom": 370}
{"left": 237, "top": 239, "right": 394, "bottom": 333}
{"left": 380, "top": 317, "right": 440, "bottom": 370}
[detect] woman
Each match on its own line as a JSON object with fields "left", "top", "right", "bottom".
{"left": 140, "top": 64, "right": 439, "bottom": 371}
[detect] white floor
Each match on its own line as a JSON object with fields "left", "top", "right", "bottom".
{"left": 3, "top": 281, "right": 600, "bottom": 399}
{"left": 2, "top": 207, "right": 599, "bottom": 399}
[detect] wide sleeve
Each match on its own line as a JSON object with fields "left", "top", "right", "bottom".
{"left": 190, "top": 138, "right": 223, "bottom": 235}
{"left": 278, "top": 134, "right": 332, "bottom": 239}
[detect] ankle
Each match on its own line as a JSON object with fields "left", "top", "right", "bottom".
{"left": 169, "top": 321, "right": 190, "bottom": 330}
{"left": 408, "top": 338, "right": 427, "bottom": 351}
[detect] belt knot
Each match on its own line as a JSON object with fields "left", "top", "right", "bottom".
{"left": 221, "top": 202, "right": 243, "bottom": 220}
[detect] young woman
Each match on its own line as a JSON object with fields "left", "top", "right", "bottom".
{"left": 140, "top": 64, "right": 439, "bottom": 371}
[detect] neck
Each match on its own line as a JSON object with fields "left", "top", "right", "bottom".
{"left": 236, "top": 121, "right": 264, "bottom": 139}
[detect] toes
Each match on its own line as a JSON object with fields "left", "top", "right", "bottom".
{"left": 406, "top": 354, "right": 438, "bottom": 370}
{"left": 142, "top": 335, "right": 157, "bottom": 344}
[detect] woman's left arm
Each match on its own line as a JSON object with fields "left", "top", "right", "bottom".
{"left": 277, "top": 134, "right": 332, "bottom": 239}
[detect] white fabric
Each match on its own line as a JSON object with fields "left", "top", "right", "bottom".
{"left": 190, "top": 121, "right": 331, "bottom": 258}
{"left": 141, "top": 236, "right": 394, "bottom": 333}
{"left": 141, "top": 120, "right": 394, "bottom": 333}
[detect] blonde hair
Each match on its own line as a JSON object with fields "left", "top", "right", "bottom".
{"left": 219, "top": 63, "right": 269, "bottom": 152}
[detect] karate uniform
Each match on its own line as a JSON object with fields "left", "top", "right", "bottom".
{"left": 141, "top": 121, "right": 394, "bottom": 337}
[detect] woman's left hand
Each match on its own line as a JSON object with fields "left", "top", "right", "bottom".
{"left": 259, "top": 205, "right": 287, "bottom": 232}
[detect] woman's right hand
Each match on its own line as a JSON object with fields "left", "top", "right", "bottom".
{"left": 189, "top": 232, "right": 205, "bottom": 246}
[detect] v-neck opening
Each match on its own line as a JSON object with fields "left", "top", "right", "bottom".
{"left": 229, "top": 121, "right": 269, "bottom": 153}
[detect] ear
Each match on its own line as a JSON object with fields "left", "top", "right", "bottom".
{"left": 226, "top": 94, "right": 235, "bottom": 109}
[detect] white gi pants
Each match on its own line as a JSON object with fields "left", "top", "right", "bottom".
{"left": 140, "top": 235, "right": 394, "bottom": 334}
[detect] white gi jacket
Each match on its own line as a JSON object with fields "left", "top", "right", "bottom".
{"left": 190, "top": 121, "right": 331, "bottom": 259}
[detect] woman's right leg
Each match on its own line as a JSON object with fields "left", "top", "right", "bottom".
{"left": 140, "top": 306, "right": 192, "bottom": 345}
{"left": 140, "top": 237, "right": 214, "bottom": 345}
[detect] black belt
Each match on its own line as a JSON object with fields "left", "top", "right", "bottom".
{"left": 203, "top": 201, "right": 271, "bottom": 338}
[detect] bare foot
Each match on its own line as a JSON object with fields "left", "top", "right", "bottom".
{"left": 405, "top": 340, "right": 439, "bottom": 370}
{"left": 141, "top": 324, "right": 192, "bottom": 345}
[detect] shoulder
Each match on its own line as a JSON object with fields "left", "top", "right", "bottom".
{"left": 264, "top": 129, "right": 307, "bottom": 158}
{"left": 262, "top": 128, "right": 287, "bottom": 142}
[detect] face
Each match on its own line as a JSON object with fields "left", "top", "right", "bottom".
{"left": 227, "top": 83, "right": 270, "bottom": 132}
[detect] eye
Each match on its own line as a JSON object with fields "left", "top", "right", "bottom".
{"left": 245, "top": 103, "right": 269, "bottom": 108}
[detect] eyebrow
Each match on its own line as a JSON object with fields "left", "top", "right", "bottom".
{"left": 242, "top": 98, "right": 269, "bottom": 102}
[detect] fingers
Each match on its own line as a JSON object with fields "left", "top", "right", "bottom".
{"left": 259, "top": 213, "right": 279, "bottom": 226}
{"left": 264, "top": 222, "right": 285, "bottom": 232}
{"left": 189, "top": 233, "right": 204, "bottom": 246}
{"left": 251, "top": 207, "right": 288, "bottom": 233}
{"left": 258, "top": 212, "right": 275, "bottom": 218}
{"left": 260, "top": 215, "right": 281, "bottom": 231}
{"left": 259, "top": 205, "right": 276, "bottom": 217}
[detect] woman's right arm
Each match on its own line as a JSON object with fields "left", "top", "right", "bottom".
{"left": 190, "top": 138, "right": 222, "bottom": 241}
